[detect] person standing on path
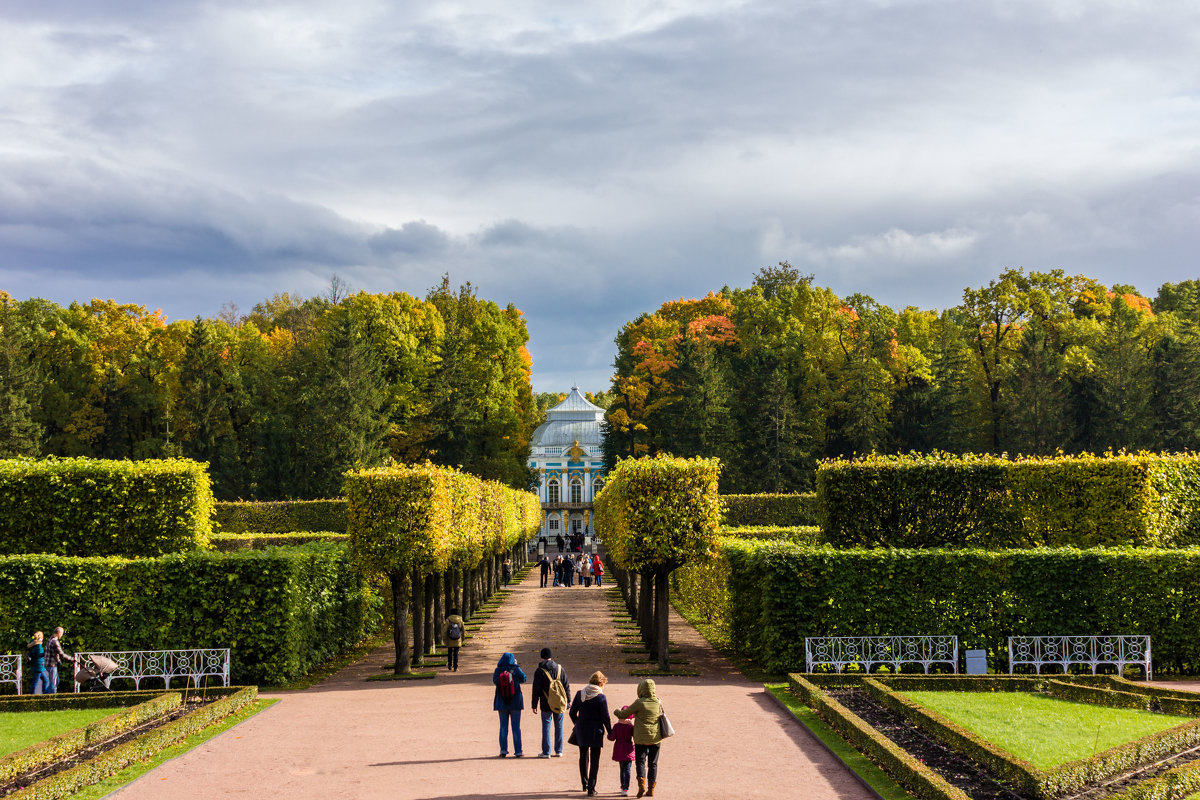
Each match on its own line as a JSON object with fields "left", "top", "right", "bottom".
{"left": 539, "top": 554, "right": 551, "bottom": 588}
{"left": 592, "top": 555, "right": 604, "bottom": 588}
{"left": 444, "top": 608, "right": 465, "bottom": 671}
{"left": 502, "top": 558, "right": 512, "bottom": 587}
{"left": 492, "top": 652, "right": 527, "bottom": 757}
{"left": 614, "top": 679, "right": 664, "bottom": 797}
{"left": 569, "top": 671, "right": 612, "bottom": 796}
{"left": 45, "top": 626, "right": 76, "bottom": 694}
{"left": 581, "top": 555, "right": 592, "bottom": 587}
{"left": 531, "top": 647, "right": 570, "bottom": 758}
{"left": 556, "top": 533, "right": 565, "bottom": 553}
{"left": 26, "top": 631, "right": 48, "bottom": 694}
{"left": 608, "top": 705, "right": 636, "bottom": 796}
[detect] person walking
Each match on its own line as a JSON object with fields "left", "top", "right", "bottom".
{"left": 26, "top": 631, "right": 49, "bottom": 694}
{"left": 502, "top": 558, "right": 513, "bottom": 587}
{"left": 608, "top": 705, "right": 636, "bottom": 796}
{"left": 564, "top": 557, "right": 574, "bottom": 587}
{"left": 569, "top": 671, "right": 612, "bottom": 796}
{"left": 556, "top": 533, "right": 565, "bottom": 553}
{"left": 539, "top": 554, "right": 551, "bottom": 588}
{"left": 492, "top": 652, "right": 527, "bottom": 757}
{"left": 614, "top": 679, "right": 664, "bottom": 797}
{"left": 444, "top": 608, "right": 466, "bottom": 672}
{"left": 592, "top": 555, "right": 605, "bottom": 588}
{"left": 530, "top": 647, "right": 570, "bottom": 758}
{"left": 45, "top": 626, "right": 76, "bottom": 694}
{"left": 581, "top": 555, "right": 593, "bottom": 588}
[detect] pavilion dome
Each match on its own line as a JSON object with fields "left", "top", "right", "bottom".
{"left": 530, "top": 386, "right": 605, "bottom": 449}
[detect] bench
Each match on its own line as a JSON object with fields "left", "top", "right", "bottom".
{"left": 806, "top": 635, "right": 959, "bottom": 674}
{"left": 0, "top": 654, "right": 21, "bottom": 694}
{"left": 73, "top": 648, "right": 231, "bottom": 692}
{"left": 1007, "top": 635, "right": 1152, "bottom": 680}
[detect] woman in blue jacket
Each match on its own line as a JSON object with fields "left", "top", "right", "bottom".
{"left": 492, "top": 652, "right": 528, "bottom": 757}
{"left": 27, "top": 631, "right": 49, "bottom": 694}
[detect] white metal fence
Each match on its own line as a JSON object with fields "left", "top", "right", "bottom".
{"left": 74, "top": 648, "right": 231, "bottom": 692}
{"left": 1007, "top": 635, "right": 1152, "bottom": 680}
{"left": 806, "top": 635, "right": 959, "bottom": 673}
{"left": 0, "top": 654, "right": 21, "bottom": 695}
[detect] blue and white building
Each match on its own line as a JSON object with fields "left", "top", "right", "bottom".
{"left": 528, "top": 387, "right": 607, "bottom": 543}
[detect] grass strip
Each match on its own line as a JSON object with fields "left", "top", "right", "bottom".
{"left": 367, "top": 672, "right": 437, "bottom": 681}
{"left": 64, "top": 699, "right": 277, "bottom": 800}
{"left": 627, "top": 668, "right": 700, "bottom": 677}
{"left": 765, "top": 685, "right": 913, "bottom": 800}
{"left": 267, "top": 628, "right": 392, "bottom": 691}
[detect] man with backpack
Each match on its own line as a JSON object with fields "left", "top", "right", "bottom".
{"left": 444, "top": 608, "right": 466, "bottom": 672}
{"left": 531, "top": 647, "right": 571, "bottom": 758}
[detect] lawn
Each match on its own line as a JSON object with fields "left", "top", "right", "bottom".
{"left": 0, "top": 708, "right": 123, "bottom": 757}
{"left": 899, "top": 691, "right": 1190, "bottom": 770}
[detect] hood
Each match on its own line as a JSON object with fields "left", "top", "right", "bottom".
{"left": 636, "top": 679, "right": 657, "bottom": 700}
{"left": 581, "top": 684, "right": 605, "bottom": 702}
{"left": 498, "top": 652, "right": 517, "bottom": 668}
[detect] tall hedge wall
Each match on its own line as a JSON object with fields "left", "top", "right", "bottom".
{"left": 673, "top": 541, "right": 1200, "bottom": 675}
{"left": 721, "top": 493, "right": 818, "bottom": 527}
{"left": 214, "top": 500, "right": 348, "bottom": 534}
{"left": 817, "top": 452, "right": 1200, "bottom": 548}
{"left": 0, "top": 458, "right": 214, "bottom": 556}
{"left": 0, "top": 543, "right": 378, "bottom": 685}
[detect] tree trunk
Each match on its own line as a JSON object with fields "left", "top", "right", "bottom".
{"left": 391, "top": 570, "right": 411, "bottom": 675}
{"left": 638, "top": 572, "right": 654, "bottom": 651}
{"left": 464, "top": 566, "right": 474, "bottom": 620}
{"left": 433, "top": 572, "right": 445, "bottom": 647}
{"left": 424, "top": 573, "right": 436, "bottom": 654}
{"left": 412, "top": 568, "right": 425, "bottom": 666}
{"left": 655, "top": 569, "right": 671, "bottom": 671}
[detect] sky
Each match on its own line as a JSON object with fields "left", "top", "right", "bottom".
{"left": 2, "top": 0, "right": 1199, "bottom": 393}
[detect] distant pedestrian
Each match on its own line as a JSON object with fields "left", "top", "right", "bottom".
{"left": 569, "top": 671, "right": 612, "bottom": 796}
{"left": 592, "top": 556, "right": 605, "bottom": 588}
{"left": 564, "top": 557, "right": 574, "bottom": 587}
{"left": 608, "top": 705, "right": 636, "bottom": 796}
{"left": 45, "top": 627, "right": 76, "bottom": 694}
{"left": 492, "top": 652, "right": 527, "bottom": 757}
{"left": 539, "top": 555, "right": 551, "bottom": 588}
{"left": 614, "top": 679, "right": 664, "bottom": 797}
{"left": 445, "top": 608, "right": 466, "bottom": 671}
{"left": 502, "top": 558, "right": 513, "bottom": 587}
{"left": 581, "top": 556, "right": 593, "bottom": 587}
{"left": 556, "top": 534, "right": 565, "bottom": 553}
{"left": 26, "top": 631, "right": 49, "bottom": 695}
{"left": 531, "top": 647, "right": 571, "bottom": 758}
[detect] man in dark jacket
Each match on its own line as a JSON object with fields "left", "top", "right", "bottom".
{"left": 531, "top": 647, "right": 570, "bottom": 758}
{"left": 539, "top": 554, "right": 551, "bottom": 588}
{"left": 45, "top": 627, "right": 76, "bottom": 694}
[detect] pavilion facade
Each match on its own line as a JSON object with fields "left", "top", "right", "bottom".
{"left": 528, "top": 386, "right": 607, "bottom": 544}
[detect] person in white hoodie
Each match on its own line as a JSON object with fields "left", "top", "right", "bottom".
{"left": 568, "top": 671, "right": 612, "bottom": 796}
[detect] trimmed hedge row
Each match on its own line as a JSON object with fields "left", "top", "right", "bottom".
{"left": 787, "top": 674, "right": 968, "bottom": 800}
{"left": 721, "top": 525, "right": 823, "bottom": 543}
{"left": 210, "top": 532, "right": 347, "bottom": 551}
{"left": 0, "top": 458, "right": 214, "bottom": 556}
{"left": 868, "top": 677, "right": 1200, "bottom": 799}
{"left": 214, "top": 500, "right": 347, "bottom": 534}
{"left": 0, "top": 692, "right": 179, "bottom": 784}
{"left": 675, "top": 541, "right": 1200, "bottom": 675}
{"left": 0, "top": 690, "right": 178, "bottom": 710}
{"left": 816, "top": 452, "right": 1200, "bottom": 548}
{"left": 0, "top": 544, "right": 379, "bottom": 685}
{"left": 10, "top": 686, "right": 257, "bottom": 800}
{"left": 1045, "top": 679, "right": 1153, "bottom": 711}
{"left": 720, "top": 493, "right": 818, "bottom": 527}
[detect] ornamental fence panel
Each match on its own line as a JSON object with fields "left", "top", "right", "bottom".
{"left": 806, "top": 635, "right": 959, "bottom": 674}
{"left": 0, "top": 654, "right": 21, "bottom": 695}
{"left": 1007, "top": 635, "right": 1152, "bottom": 680}
{"left": 73, "top": 648, "right": 231, "bottom": 692}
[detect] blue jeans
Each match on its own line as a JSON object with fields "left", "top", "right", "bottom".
{"left": 540, "top": 709, "right": 564, "bottom": 755}
{"left": 596, "top": 575, "right": 603, "bottom": 586}
{"left": 620, "top": 761, "right": 632, "bottom": 790}
{"left": 498, "top": 710, "right": 522, "bottom": 755}
{"left": 31, "top": 669, "right": 50, "bottom": 695}
{"left": 46, "top": 664, "right": 59, "bottom": 694}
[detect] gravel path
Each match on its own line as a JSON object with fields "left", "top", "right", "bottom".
{"left": 113, "top": 567, "right": 873, "bottom": 800}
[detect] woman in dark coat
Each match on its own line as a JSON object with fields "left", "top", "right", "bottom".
{"left": 569, "top": 670, "right": 612, "bottom": 796}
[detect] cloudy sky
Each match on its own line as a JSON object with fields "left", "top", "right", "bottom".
{"left": 2, "top": 1, "right": 1199, "bottom": 391}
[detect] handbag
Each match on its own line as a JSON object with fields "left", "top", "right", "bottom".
{"left": 568, "top": 727, "right": 579, "bottom": 746}
{"left": 658, "top": 707, "right": 675, "bottom": 739}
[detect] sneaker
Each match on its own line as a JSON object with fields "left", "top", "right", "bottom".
{"left": 514, "top": 753, "right": 524, "bottom": 758}
{"left": 552, "top": 752, "right": 562, "bottom": 758}
{"left": 620, "top": 791, "right": 629, "bottom": 796}
{"left": 538, "top": 753, "right": 551, "bottom": 759}
{"left": 499, "top": 753, "right": 507, "bottom": 758}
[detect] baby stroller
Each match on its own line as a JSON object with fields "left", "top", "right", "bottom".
{"left": 74, "top": 654, "right": 119, "bottom": 692}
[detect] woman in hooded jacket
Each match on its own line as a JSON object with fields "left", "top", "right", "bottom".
{"left": 614, "top": 679, "right": 663, "bottom": 797}
{"left": 569, "top": 671, "right": 612, "bottom": 796}
{"left": 492, "top": 652, "right": 528, "bottom": 757}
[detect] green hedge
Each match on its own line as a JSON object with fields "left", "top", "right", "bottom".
{"left": 816, "top": 452, "right": 1200, "bottom": 548}
{"left": 721, "top": 493, "right": 818, "bottom": 527}
{"left": 721, "top": 525, "right": 823, "bottom": 543}
{"left": 214, "top": 500, "right": 347, "bottom": 534}
{"left": 210, "top": 532, "right": 347, "bottom": 551}
{"left": 0, "top": 544, "right": 379, "bottom": 685}
{"left": 10, "top": 686, "right": 257, "bottom": 800}
{"left": 0, "top": 692, "right": 179, "bottom": 784}
{"left": 1045, "top": 679, "right": 1152, "bottom": 711}
{"left": 0, "top": 458, "right": 214, "bottom": 556}
{"left": 681, "top": 541, "right": 1200, "bottom": 675}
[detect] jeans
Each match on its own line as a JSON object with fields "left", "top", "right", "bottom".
{"left": 46, "top": 664, "right": 59, "bottom": 694}
{"left": 635, "top": 743, "right": 660, "bottom": 782}
{"left": 596, "top": 575, "right": 603, "bottom": 587}
{"left": 498, "top": 710, "right": 522, "bottom": 755}
{"left": 31, "top": 669, "right": 50, "bottom": 695}
{"left": 578, "top": 744, "right": 601, "bottom": 791}
{"left": 540, "top": 709, "right": 564, "bottom": 755}
{"left": 619, "top": 761, "right": 632, "bottom": 790}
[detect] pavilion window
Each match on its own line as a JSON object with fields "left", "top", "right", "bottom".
{"left": 548, "top": 478, "right": 560, "bottom": 504}
{"left": 570, "top": 476, "right": 583, "bottom": 504}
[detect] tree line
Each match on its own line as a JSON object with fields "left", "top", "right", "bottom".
{"left": 0, "top": 277, "right": 536, "bottom": 499}
{"left": 602, "top": 265, "right": 1200, "bottom": 492}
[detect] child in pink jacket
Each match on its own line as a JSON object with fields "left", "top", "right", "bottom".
{"left": 608, "top": 705, "right": 636, "bottom": 795}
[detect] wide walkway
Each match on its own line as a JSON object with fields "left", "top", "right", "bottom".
{"left": 114, "top": 565, "right": 873, "bottom": 800}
